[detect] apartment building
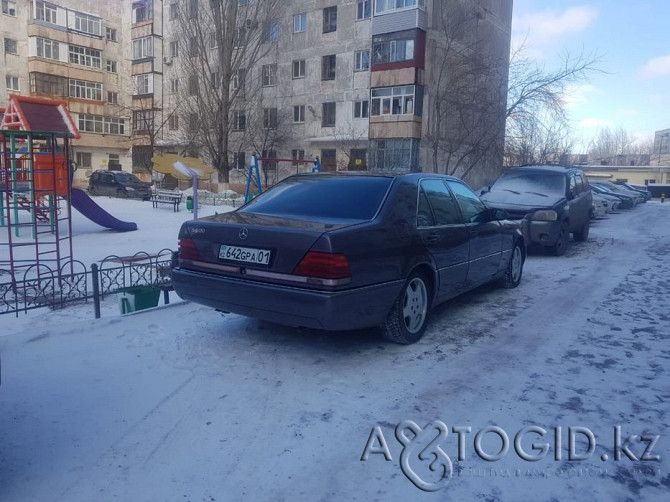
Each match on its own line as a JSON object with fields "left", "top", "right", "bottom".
{"left": 156, "top": 0, "right": 512, "bottom": 188}
{"left": 2, "top": 1, "right": 512, "bottom": 189}
{"left": 1, "top": 0, "right": 131, "bottom": 185}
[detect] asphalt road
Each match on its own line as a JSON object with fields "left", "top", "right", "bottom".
{"left": 1, "top": 202, "right": 669, "bottom": 501}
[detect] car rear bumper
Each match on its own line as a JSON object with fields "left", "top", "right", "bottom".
{"left": 172, "top": 267, "right": 404, "bottom": 331}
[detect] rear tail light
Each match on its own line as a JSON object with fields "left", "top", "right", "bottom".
{"left": 178, "top": 237, "right": 201, "bottom": 261}
{"left": 293, "top": 251, "right": 351, "bottom": 280}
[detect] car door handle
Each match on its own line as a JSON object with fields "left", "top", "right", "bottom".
{"left": 426, "top": 233, "right": 439, "bottom": 243}
{"left": 469, "top": 229, "right": 479, "bottom": 237}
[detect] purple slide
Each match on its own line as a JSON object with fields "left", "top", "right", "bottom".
{"left": 70, "top": 188, "right": 137, "bottom": 232}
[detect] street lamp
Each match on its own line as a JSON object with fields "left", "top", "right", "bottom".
{"left": 658, "top": 133, "right": 669, "bottom": 166}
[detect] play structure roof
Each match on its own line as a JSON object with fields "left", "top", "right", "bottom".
{"left": 0, "top": 95, "right": 81, "bottom": 138}
{"left": 151, "top": 154, "right": 214, "bottom": 180}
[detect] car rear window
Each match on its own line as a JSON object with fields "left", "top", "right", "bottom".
{"left": 493, "top": 170, "right": 566, "bottom": 195}
{"left": 239, "top": 176, "right": 392, "bottom": 220}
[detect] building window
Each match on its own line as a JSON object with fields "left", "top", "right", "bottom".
{"left": 132, "top": 1, "right": 151, "bottom": 23}
{"left": 370, "top": 85, "right": 421, "bottom": 116}
{"left": 2, "top": 0, "right": 17, "bottom": 16}
{"left": 75, "top": 152, "right": 92, "bottom": 168}
{"left": 263, "top": 20, "right": 279, "bottom": 42}
{"left": 188, "top": 0, "right": 198, "bottom": 18}
{"left": 74, "top": 12, "right": 101, "bottom": 36}
{"left": 36, "top": 38, "right": 59, "bottom": 60}
{"left": 168, "top": 113, "right": 179, "bottom": 130}
{"left": 69, "top": 79, "right": 102, "bottom": 101}
{"left": 36, "top": 2, "right": 56, "bottom": 23}
{"left": 262, "top": 150, "right": 277, "bottom": 170}
{"left": 132, "top": 37, "right": 154, "bottom": 60}
{"left": 166, "top": 41, "right": 177, "bottom": 58}
{"left": 6, "top": 75, "right": 19, "bottom": 91}
{"left": 292, "top": 149, "right": 305, "bottom": 166}
{"left": 234, "top": 152, "right": 246, "bottom": 170}
{"left": 233, "top": 68, "right": 246, "bottom": 95}
{"left": 293, "top": 105, "right": 305, "bottom": 123}
{"left": 321, "top": 55, "right": 336, "bottom": 80}
{"left": 78, "top": 114, "right": 103, "bottom": 133}
{"left": 106, "top": 27, "right": 117, "bottom": 41}
{"left": 354, "top": 100, "right": 369, "bottom": 119}
{"left": 323, "top": 6, "right": 337, "bottom": 33}
{"left": 294, "top": 13, "right": 306, "bottom": 33}
{"left": 370, "top": 138, "right": 420, "bottom": 172}
{"left": 233, "top": 110, "right": 246, "bottom": 130}
{"left": 69, "top": 45, "right": 101, "bottom": 68}
{"left": 371, "top": 85, "right": 421, "bottom": 116}
{"left": 374, "top": 0, "right": 424, "bottom": 15}
{"left": 133, "top": 74, "right": 152, "bottom": 95}
{"left": 133, "top": 110, "right": 154, "bottom": 132}
{"left": 170, "top": 78, "right": 179, "bottom": 93}
{"left": 262, "top": 64, "right": 277, "bottom": 87}
{"left": 30, "top": 72, "right": 67, "bottom": 96}
{"left": 292, "top": 59, "right": 305, "bottom": 79}
{"left": 322, "top": 102, "right": 336, "bottom": 127}
{"left": 104, "top": 117, "right": 125, "bottom": 135}
{"left": 233, "top": 27, "right": 245, "bottom": 48}
{"left": 106, "top": 60, "right": 117, "bottom": 73}
{"left": 263, "top": 108, "right": 277, "bottom": 129}
{"left": 4, "top": 38, "right": 17, "bottom": 55}
{"left": 107, "top": 91, "right": 118, "bottom": 104}
{"left": 169, "top": 2, "right": 178, "bottom": 20}
{"left": 189, "top": 36, "right": 198, "bottom": 57}
{"left": 354, "top": 50, "right": 370, "bottom": 71}
{"left": 188, "top": 75, "right": 198, "bottom": 95}
{"left": 356, "top": 0, "right": 371, "bottom": 20}
{"left": 372, "top": 30, "right": 416, "bottom": 64}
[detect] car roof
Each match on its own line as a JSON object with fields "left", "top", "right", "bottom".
{"left": 506, "top": 165, "right": 584, "bottom": 174}
{"left": 290, "top": 171, "right": 463, "bottom": 182}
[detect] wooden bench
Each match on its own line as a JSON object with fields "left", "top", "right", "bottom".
{"left": 150, "top": 190, "right": 183, "bottom": 212}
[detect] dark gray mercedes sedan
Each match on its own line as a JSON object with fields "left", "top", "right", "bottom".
{"left": 172, "top": 172, "right": 525, "bottom": 344}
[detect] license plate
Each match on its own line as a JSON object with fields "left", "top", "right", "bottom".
{"left": 219, "top": 244, "right": 271, "bottom": 265}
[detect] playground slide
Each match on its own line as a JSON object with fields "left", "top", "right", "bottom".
{"left": 70, "top": 188, "right": 138, "bottom": 232}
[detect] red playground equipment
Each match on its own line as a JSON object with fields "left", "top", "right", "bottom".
{"left": 0, "top": 95, "right": 80, "bottom": 279}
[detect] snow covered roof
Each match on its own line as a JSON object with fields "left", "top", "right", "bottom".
{"left": 0, "top": 94, "right": 80, "bottom": 138}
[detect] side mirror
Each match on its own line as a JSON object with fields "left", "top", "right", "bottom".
{"left": 480, "top": 186, "right": 490, "bottom": 196}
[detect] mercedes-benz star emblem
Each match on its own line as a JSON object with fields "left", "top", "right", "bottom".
{"left": 239, "top": 228, "right": 248, "bottom": 240}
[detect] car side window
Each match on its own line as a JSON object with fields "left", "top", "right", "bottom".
{"left": 447, "top": 181, "right": 489, "bottom": 223}
{"left": 420, "top": 179, "right": 462, "bottom": 225}
{"left": 573, "top": 173, "right": 584, "bottom": 193}
{"left": 102, "top": 173, "right": 114, "bottom": 183}
{"left": 569, "top": 174, "right": 577, "bottom": 194}
{"left": 417, "top": 188, "right": 435, "bottom": 227}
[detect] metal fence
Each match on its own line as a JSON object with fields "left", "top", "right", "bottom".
{"left": 0, "top": 249, "right": 176, "bottom": 318}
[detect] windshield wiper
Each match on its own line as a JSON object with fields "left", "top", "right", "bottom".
{"left": 499, "top": 188, "right": 520, "bottom": 194}
{"left": 524, "top": 191, "right": 549, "bottom": 197}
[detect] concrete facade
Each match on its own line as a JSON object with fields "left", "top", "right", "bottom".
{"left": 1, "top": 0, "right": 132, "bottom": 187}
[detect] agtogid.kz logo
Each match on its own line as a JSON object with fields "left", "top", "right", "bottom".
{"left": 360, "top": 421, "right": 660, "bottom": 492}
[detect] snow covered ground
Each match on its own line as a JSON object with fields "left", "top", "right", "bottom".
{"left": 1, "top": 195, "right": 669, "bottom": 501}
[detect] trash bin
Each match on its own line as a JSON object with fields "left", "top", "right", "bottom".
{"left": 119, "top": 286, "right": 161, "bottom": 314}
{"left": 186, "top": 195, "right": 193, "bottom": 211}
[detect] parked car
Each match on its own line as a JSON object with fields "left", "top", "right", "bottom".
{"left": 591, "top": 181, "right": 636, "bottom": 209}
{"left": 88, "top": 170, "right": 153, "bottom": 200}
{"left": 591, "top": 193, "right": 611, "bottom": 218}
{"left": 480, "top": 165, "right": 592, "bottom": 256}
{"left": 172, "top": 173, "right": 526, "bottom": 344}
{"left": 613, "top": 181, "right": 651, "bottom": 201}
{"left": 591, "top": 189, "right": 621, "bottom": 212}
{"left": 599, "top": 181, "right": 646, "bottom": 205}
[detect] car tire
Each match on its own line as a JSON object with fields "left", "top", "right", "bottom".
{"left": 500, "top": 241, "right": 524, "bottom": 289}
{"left": 574, "top": 219, "right": 590, "bottom": 242}
{"left": 382, "top": 271, "right": 431, "bottom": 345}
{"left": 547, "top": 222, "right": 569, "bottom": 256}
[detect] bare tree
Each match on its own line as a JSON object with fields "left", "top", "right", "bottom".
{"left": 505, "top": 116, "right": 574, "bottom": 166}
{"left": 331, "top": 121, "right": 369, "bottom": 170}
{"left": 587, "top": 127, "right": 652, "bottom": 166}
{"left": 505, "top": 42, "right": 602, "bottom": 167}
{"left": 424, "top": 3, "right": 509, "bottom": 182}
{"left": 171, "top": 0, "right": 283, "bottom": 184}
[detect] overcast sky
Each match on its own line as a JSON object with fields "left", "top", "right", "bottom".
{"left": 512, "top": 0, "right": 670, "bottom": 150}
